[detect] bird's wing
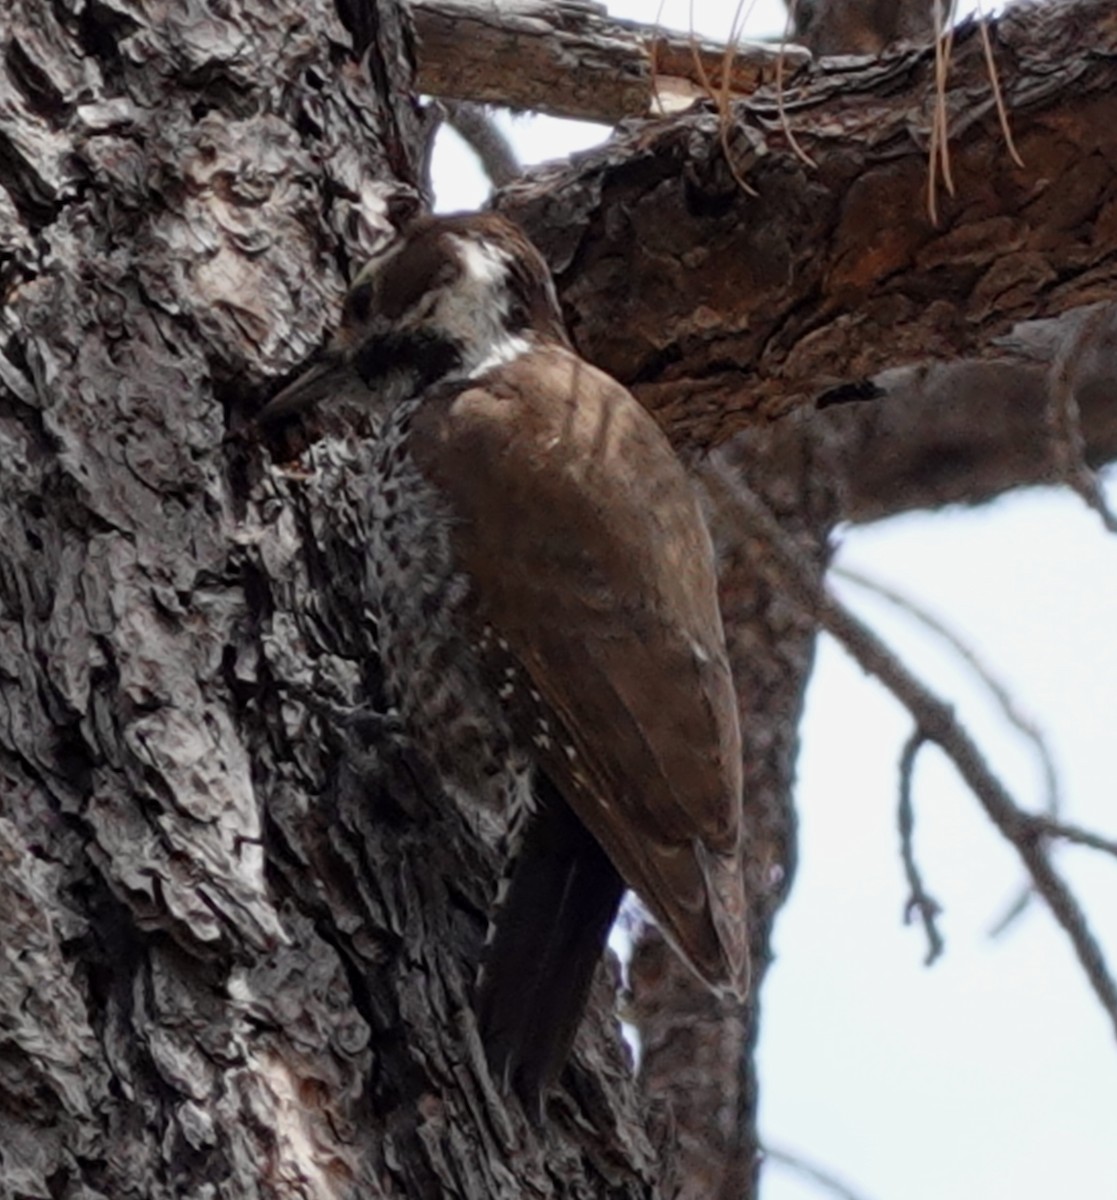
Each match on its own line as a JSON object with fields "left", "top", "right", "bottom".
{"left": 411, "top": 344, "right": 747, "bottom": 993}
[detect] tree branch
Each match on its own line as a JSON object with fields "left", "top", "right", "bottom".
{"left": 834, "top": 564, "right": 1061, "bottom": 820}
{"left": 1047, "top": 304, "right": 1117, "bottom": 533}
{"left": 499, "top": 0, "right": 1117, "bottom": 450}
{"left": 412, "top": 0, "right": 810, "bottom": 123}
{"left": 898, "top": 731, "right": 946, "bottom": 966}
{"left": 441, "top": 101, "right": 520, "bottom": 186}
{"left": 713, "top": 472, "right": 1117, "bottom": 1040}
{"left": 763, "top": 1142, "right": 881, "bottom": 1200}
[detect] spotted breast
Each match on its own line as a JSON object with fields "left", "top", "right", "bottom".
{"left": 259, "top": 211, "right": 748, "bottom": 1116}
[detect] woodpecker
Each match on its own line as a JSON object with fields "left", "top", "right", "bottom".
{"left": 260, "top": 212, "right": 747, "bottom": 1111}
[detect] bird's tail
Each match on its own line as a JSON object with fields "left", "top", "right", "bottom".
{"left": 476, "top": 773, "right": 625, "bottom": 1118}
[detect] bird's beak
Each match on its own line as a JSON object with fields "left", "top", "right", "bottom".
{"left": 256, "top": 353, "right": 360, "bottom": 425}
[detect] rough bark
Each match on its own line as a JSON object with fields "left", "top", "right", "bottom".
{"left": 0, "top": 1, "right": 657, "bottom": 1197}
{"left": 499, "top": 0, "right": 1117, "bottom": 457}
{"left": 412, "top": 0, "right": 810, "bottom": 122}
{"left": 794, "top": 0, "right": 944, "bottom": 56}
{"left": 818, "top": 340, "right": 1117, "bottom": 522}
{"left": 2, "top": 2, "right": 1116, "bottom": 1200}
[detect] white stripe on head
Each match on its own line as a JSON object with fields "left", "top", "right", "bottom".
{"left": 442, "top": 235, "right": 530, "bottom": 378}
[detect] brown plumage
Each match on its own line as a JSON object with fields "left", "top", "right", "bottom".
{"left": 259, "top": 212, "right": 747, "bottom": 1111}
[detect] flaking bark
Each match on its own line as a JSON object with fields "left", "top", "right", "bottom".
{"left": 2, "top": 0, "right": 1116, "bottom": 1198}
{"left": 411, "top": 0, "right": 810, "bottom": 123}
{"left": 0, "top": 0, "right": 657, "bottom": 1195}
{"left": 499, "top": 0, "right": 1117, "bottom": 463}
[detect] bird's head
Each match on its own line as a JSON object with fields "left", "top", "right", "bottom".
{"left": 259, "top": 213, "right": 568, "bottom": 424}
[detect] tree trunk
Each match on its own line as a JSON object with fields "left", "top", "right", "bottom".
{"left": 2, "top": 0, "right": 1115, "bottom": 1198}
{"left": 0, "top": 0, "right": 659, "bottom": 1195}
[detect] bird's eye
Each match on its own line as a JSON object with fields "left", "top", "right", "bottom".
{"left": 345, "top": 281, "right": 374, "bottom": 325}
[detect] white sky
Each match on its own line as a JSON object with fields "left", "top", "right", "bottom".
{"left": 430, "top": 3, "right": 1117, "bottom": 1196}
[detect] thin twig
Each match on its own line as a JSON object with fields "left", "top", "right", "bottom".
{"left": 898, "top": 731, "right": 946, "bottom": 965}
{"left": 834, "top": 564, "right": 1061, "bottom": 820}
{"left": 993, "top": 806, "right": 1117, "bottom": 936}
{"left": 987, "top": 889, "right": 1032, "bottom": 938}
{"left": 990, "top": 812, "right": 1117, "bottom": 934}
{"left": 990, "top": 813, "right": 1117, "bottom": 936}
{"left": 764, "top": 1143, "right": 881, "bottom": 1200}
{"left": 1022, "top": 814, "right": 1117, "bottom": 860}
{"left": 716, "top": 477, "right": 1117, "bottom": 1041}
{"left": 834, "top": 564, "right": 1073, "bottom": 941}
